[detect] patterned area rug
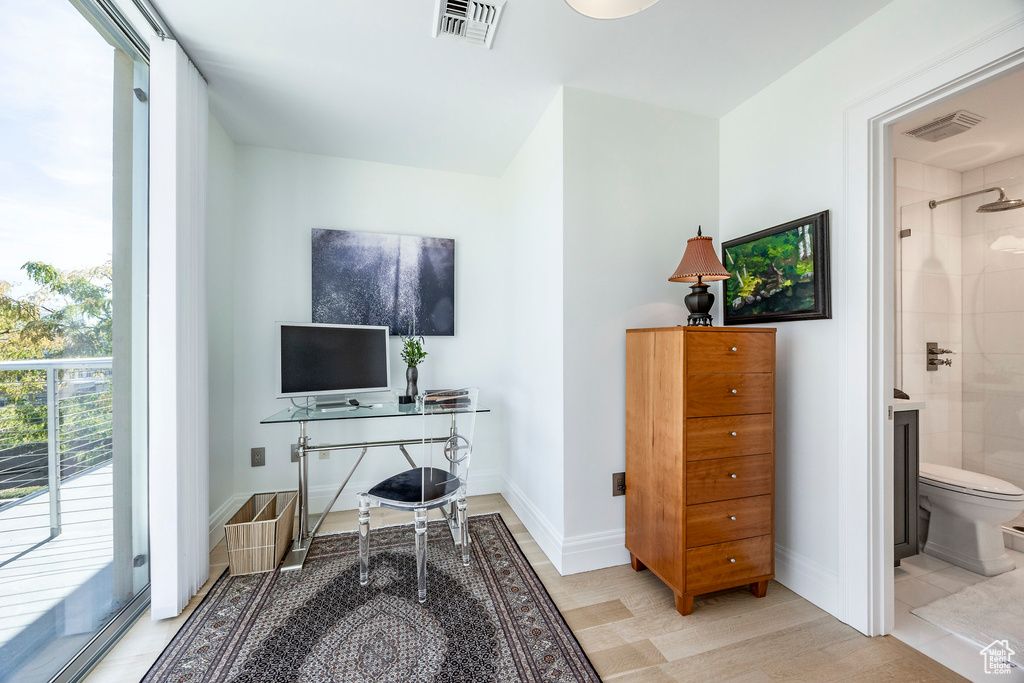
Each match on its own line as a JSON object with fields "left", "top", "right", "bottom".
{"left": 143, "top": 513, "right": 599, "bottom": 682}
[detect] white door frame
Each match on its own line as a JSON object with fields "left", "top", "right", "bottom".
{"left": 841, "top": 14, "right": 1024, "bottom": 636}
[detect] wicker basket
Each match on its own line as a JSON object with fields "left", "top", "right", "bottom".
{"left": 225, "top": 491, "right": 297, "bottom": 576}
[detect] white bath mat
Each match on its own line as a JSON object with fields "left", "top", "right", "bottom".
{"left": 913, "top": 567, "right": 1024, "bottom": 666}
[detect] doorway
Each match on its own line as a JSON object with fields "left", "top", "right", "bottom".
{"left": 887, "top": 68, "right": 1024, "bottom": 676}
{"left": 841, "top": 16, "right": 1024, "bottom": 682}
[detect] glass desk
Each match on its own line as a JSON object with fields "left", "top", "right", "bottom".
{"left": 261, "top": 401, "right": 490, "bottom": 571}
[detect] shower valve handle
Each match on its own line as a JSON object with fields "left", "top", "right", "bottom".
{"left": 928, "top": 347, "right": 956, "bottom": 355}
{"left": 928, "top": 358, "right": 953, "bottom": 367}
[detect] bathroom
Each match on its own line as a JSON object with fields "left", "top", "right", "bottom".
{"left": 890, "top": 66, "right": 1024, "bottom": 679}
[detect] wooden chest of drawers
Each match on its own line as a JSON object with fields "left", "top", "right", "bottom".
{"left": 625, "top": 326, "right": 776, "bottom": 615}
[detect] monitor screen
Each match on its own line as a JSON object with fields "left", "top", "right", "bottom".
{"left": 278, "top": 323, "right": 390, "bottom": 397}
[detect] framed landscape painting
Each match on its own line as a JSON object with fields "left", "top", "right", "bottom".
{"left": 721, "top": 211, "right": 831, "bottom": 325}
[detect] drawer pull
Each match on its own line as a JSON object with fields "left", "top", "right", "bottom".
{"left": 729, "top": 473, "right": 737, "bottom": 479}
{"left": 730, "top": 431, "right": 737, "bottom": 436}
{"left": 730, "top": 347, "right": 738, "bottom": 352}
{"left": 728, "top": 557, "right": 736, "bottom": 563}
{"left": 729, "top": 515, "right": 737, "bottom": 521}
{"left": 730, "top": 389, "right": 738, "bottom": 394}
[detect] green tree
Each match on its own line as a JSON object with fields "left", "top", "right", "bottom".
{"left": 0, "top": 262, "right": 114, "bottom": 490}
{"left": 0, "top": 261, "right": 113, "bottom": 361}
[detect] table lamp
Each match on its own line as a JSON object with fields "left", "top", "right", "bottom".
{"left": 668, "top": 226, "right": 731, "bottom": 327}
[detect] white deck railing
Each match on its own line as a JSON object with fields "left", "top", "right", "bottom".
{"left": 0, "top": 357, "right": 113, "bottom": 537}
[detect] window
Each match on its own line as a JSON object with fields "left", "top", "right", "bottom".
{"left": 0, "top": 1, "right": 149, "bottom": 680}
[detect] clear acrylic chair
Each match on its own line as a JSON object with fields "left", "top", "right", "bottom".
{"left": 357, "top": 388, "right": 479, "bottom": 603}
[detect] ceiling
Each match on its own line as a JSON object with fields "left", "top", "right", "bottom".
{"left": 157, "top": 0, "right": 893, "bottom": 177}
{"left": 892, "top": 66, "right": 1024, "bottom": 173}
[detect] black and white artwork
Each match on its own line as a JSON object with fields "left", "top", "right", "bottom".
{"left": 311, "top": 229, "right": 455, "bottom": 336}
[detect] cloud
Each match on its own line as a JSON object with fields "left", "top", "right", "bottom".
{"left": 0, "top": 0, "right": 115, "bottom": 289}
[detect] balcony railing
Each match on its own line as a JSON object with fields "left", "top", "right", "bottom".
{"left": 0, "top": 357, "right": 114, "bottom": 537}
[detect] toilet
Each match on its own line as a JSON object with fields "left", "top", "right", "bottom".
{"left": 918, "top": 462, "right": 1024, "bottom": 577}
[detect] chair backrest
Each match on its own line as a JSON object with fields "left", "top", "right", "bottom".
{"left": 419, "top": 388, "right": 479, "bottom": 504}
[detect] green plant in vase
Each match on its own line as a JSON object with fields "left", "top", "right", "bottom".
{"left": 400, "top": 326, "right": 427, "bottom": 399}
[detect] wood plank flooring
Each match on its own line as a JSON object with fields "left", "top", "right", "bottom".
{"left": 84, "top": 493, "right": 966, "bottom": 682}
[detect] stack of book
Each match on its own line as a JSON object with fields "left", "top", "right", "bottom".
{"left": 423, "top": 390, "right": 472, "bottom": 411}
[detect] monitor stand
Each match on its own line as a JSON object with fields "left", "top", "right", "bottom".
{"left": 314, "top": 395, "right": 357, "bottom": 410}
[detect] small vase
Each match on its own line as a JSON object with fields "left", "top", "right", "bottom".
{"left": 405, "top": 366, "right": 419, "bottom": 397}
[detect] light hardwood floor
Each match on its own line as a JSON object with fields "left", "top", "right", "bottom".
{"left": 85, "top": 494, "right": 966, "bottom": 682}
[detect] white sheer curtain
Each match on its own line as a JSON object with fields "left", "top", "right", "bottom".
{"left": 148, "top": 38, "right": 210, "bottom": 620}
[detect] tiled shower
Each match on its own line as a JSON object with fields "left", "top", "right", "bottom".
{"left": 896, "top": 155, "right": 1024, "bottom": 535}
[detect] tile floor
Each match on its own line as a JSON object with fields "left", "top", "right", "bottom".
{"left": 893, "top": 548, "right": 1024, "bottom": 682}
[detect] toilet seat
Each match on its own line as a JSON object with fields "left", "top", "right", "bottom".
{"left": 920, "top": 462, "right": 1024, "bottom": 501}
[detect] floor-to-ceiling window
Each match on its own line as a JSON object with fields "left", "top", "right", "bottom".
{"left": 0, "top": 1, "right": 149, "bottom": 680}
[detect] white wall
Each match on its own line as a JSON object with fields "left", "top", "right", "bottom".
{"left": 207, "top": 115, "right": 236, "bottom": 544}
{"left": 208, "top": 87, "right": 721, "bottom": 579}
{"left": 895, "top": 159, "right": 963, "bottom": 469}
{"left": 719, "top": 0, "right": 1024, "bottom": 619}
{"left": 228, "top": 147, "right": 508, "bottom": 514}
{"left": 499, "top": 91, "right": 567, "bottom": 568}
{"left": 561, "top": 88, "right": 719, "bottom": 572}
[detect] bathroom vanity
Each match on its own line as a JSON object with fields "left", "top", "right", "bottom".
{"left": 893, "top": 401, "right": 922, "bottom": 565}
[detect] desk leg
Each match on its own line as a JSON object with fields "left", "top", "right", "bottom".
{"left": 282, "top": 421, "right": 311, "bottom": 572}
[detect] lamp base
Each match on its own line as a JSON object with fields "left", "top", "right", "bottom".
{"left": 684, "top": 282, "right": 715, "bottom": 327}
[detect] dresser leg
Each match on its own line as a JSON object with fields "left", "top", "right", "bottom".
{"left": 674, "top": 593, "right": 694, "bottom": 616}
{"left": 630, "top": 553, "right": 647, "bottom": 572}
{"left": 750, "top": 580, "right": 769, "bottom": 598}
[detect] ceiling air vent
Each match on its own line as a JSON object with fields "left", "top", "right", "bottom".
{"left": 903, "top": 110, "right": 985, "bottom": 143}
{"left": 433, "top": 0, "right": 506, "bottom": 49}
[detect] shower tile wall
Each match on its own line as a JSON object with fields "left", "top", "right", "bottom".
{"left": 960, "top": 153, "right": 1024, "bottom": 498}
{"left": 895, "top": 158, "right": 963, "bottom": 467}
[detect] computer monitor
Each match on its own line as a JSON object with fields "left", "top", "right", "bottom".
{"left": 276, "top": 323, "right": 391, "bottom": 400}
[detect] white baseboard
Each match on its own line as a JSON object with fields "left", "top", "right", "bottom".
{"left": 210, "top": 471, "right": 631, "bottom": 577}
{"left": 208, "top": 493, "right": 246, "bottom": 551}
{"left": 500, "top": 475, "right": 631, "bottom": 575}
{"left": 775, "top": 543, "right": 840, "bottom": 615}
{"left": 208, "top": 469, "right": 504, "bottom": 552}
{"left": 501, "top": 475, "right": 565, "bottom": 574}
{"left": 560, "top": 528, "right": 630, "bottom": 575}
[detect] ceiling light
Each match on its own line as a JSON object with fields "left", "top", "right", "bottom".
{"left": 564, "top": 0, "right": 662, "bottom": 19}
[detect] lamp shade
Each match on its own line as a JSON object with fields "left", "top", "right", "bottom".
{"left": 564, "top": 0, "right": 662, "bottom": 19}
{"left": 669, "top": 234, "right": 731, "bottom": 283}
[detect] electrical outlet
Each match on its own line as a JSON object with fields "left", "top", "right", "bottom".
{"left": 319, "top": 447, "right": 330, "bottom": 460}
{"left": 612, "top": 472, "right": 626, "bottom": 496}
{"left": 291, "top": 443, "right": 299, "bottom": 462}
{"left": 251, "top": 447, "right": 266, "bottom": 467}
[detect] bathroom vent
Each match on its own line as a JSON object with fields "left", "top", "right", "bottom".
{"left": 433, "top": 0, "right": 506, "bottom": 49}
{"left": 903, "top": 110, "right": 985, "bottom": 143}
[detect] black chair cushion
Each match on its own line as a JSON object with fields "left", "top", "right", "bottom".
{"left": 368, "top": 467, "right": 461, "bottom": 504}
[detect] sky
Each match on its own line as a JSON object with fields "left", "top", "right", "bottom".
{"left": 0, "top": 0, "right": 115, "bottom": 298}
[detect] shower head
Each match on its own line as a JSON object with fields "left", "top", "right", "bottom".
{"left": 977, "top": 190, "right": 1024, "bottom": 213}
{"left": 929, "top": 186, "right": 1024, "bottom": 213}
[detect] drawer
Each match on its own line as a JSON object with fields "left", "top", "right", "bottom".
{"left": 686, "top": 495, "right": 772, "bottom": 548}
{"left": 686, "top": 414, "right": 773, "bottom": 461}
{"left": 687, "top": 331, "right": 774, "bottom": 375}
{"left": 686, "top": 453, "right": 772, "bottom": 504}
{"left": 686, "top": 535, "right": 773, "bottom": 592}
{"left": 685, "top": 374, "right": 773, "bottom": 418}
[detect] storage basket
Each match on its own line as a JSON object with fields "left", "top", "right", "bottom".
{"left": 225, "top": 490, "right": 297, "bottom": 576}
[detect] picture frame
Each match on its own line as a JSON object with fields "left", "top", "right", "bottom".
{"left": 721, "top": 210, "right": 831, "bottom": 325}
{"left": 311, "top": 228, "right": 456, "bottom": 336}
